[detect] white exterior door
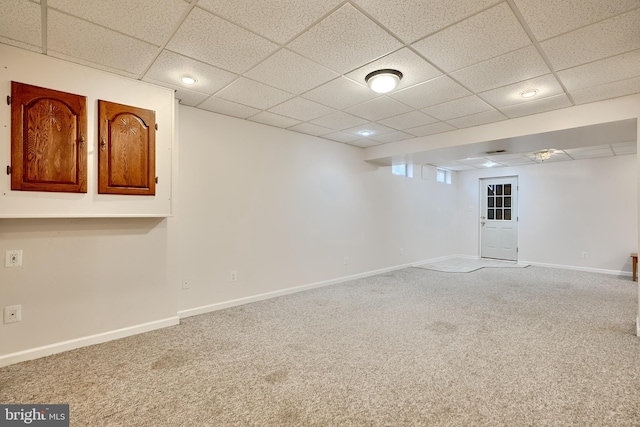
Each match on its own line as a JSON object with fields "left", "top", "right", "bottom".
{"left": 480, "top": 177, "right": 518, "bottom": 261}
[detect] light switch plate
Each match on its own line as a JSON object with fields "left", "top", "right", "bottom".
{"left": 5, "top": 250, "right": 23, "bottom": 268}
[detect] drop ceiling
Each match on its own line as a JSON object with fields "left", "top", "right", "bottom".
{"left": 2, "top": 0, "right": 639, "bottom": 155}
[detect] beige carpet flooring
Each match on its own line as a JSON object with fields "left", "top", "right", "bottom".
{"left": 1, "top": 266, "right": 639, "bottom": 426}
{"left": 414, "top": 257, "right": 529, "bottom": 273}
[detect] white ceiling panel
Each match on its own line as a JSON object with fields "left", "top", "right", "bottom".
{"left": 310, "top": 111, "right": 368, "bottom": 131}
{"left": 571, "top": 76, "right": 640, "bottom": 105}
{"left": 268, "top": 97, "right": 336, "bottom": 121}
{"left": 612, "top": 141, "right": 637, "bottom": 155}
{"left": 199, "top": 96, "right": 261, "bottom": 119}
{"left": 541, "top": 9, "right": 640, "bottom": 71}
{"left": 369, "top": 131, "right": 414, "bottom": 143}
{"left": 446, "top": 109, "right": 506, "bottom": 129}
{"left": 47, "top": 10, "right": 158, "bottom": 75}
{"left": 288, "top": 122, "right": 333, "bottom": 136}
{"left": 565, "top": 147, "right": 614, "bottom": 159}
{"left": 557, "top": 49, "right": 640, "bottom": 92}
{"left": 141, "top": 77, "right": 210, "bottom": 106}
{"left": 248, "top": 111, "right": 301, "bottom": 129}
{"left": 167, "top": 7, "right": 278, "bottom": 74}
{"left": 349, "top": 139, "right": 383, "bottom": 148}
{"left": 48, "top": 0, "right": 189, "bottom": 46}
{"left": 216, "top": 78, "right": 293, "bottom": 110}
{"left": 287, "top": 3, "right": 403, "bottom": 74}
{"left": 411, "top": 3, "right": 531, "bottom": 73}
{"left": 351, "top": 0, "right": 501, "bottom": 43}
{"left": 513, "top": 0, "right": 640, "bottom": 41}
{"left": 196, "top": 0, "right": 342, "bottom": 44}
{"left": 343, "top": 122, "right": 396, "bottom": 137}
{"left": 406, "top": 122, "right": 456, "bottom": 137}
{"left": 145, "top": 50, "right": 238, "bottom": 95}
{"left": 345, "top": 96, "right": 413, "bottom": 121}
{"left": 302, "top": 77, "right": 378, "bottom": 110}
{"left": 422, "top": 96, "right": 493, "bottom": 121}
{"left": 244, "top": 49, "right": 339, "bottom": 95}
{"left": 500, "top": 94, "right": 572, "bottom": 119}
{"left": 478, "top": 74, "right": 564, "bottom": 109}
{"left": 345, "top": 48, "right": 442, "bottom": 92}
{"left": 0, "top": 0, "right": 41, "bottom": 51}
{"left": 391, "top": 76, "right": 471, "bottom": 109}
{"left": 450, "top": 45, "right": 550, "bottom": 93}
{"left": 323, "top": 132, "right": 361, "bottom": 143}
{"left": 378, "top": 111, "right": 438, "bottom": 130}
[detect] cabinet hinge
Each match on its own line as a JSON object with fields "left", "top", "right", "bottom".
{"left": 6, "top": 96, "right": 11, "bottom": 105}
{"left": 155, "top": 176, "right": 158, "bottom": 184}
{"left": 155, "top": 123, "right": 158, "bottom": 131}
{"left": 6, "top": 165, "right": 11, "bottom": 175}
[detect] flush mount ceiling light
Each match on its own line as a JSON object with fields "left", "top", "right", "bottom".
{"left": 520, "top": 89, "right": 538, "bottom": 99}
{"left": 359, "top": 130, "right": 373, "bottom": 137}
{"left": 365, "top": 69, "right": 403, "bottom": 94}
{"left": 533, "top": 149, "right": 553, "bottom": 161}
{"left": 181, "top": 76, "right": 197, "bottom": 85}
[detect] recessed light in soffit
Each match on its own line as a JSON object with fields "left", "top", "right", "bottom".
{"left": 365, "top": 69, "right": 403, "bottom": 94}
{"left": 520, "top": 89, "right": 538, "bottom": 99}
{"left": 181, "top": 76, "right": 197, "bottom": 85}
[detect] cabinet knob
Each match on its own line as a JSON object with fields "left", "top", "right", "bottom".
{"left": 100, "top": 137, "right": 107, "bottom": 151}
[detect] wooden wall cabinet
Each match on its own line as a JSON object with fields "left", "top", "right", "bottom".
{"left": 98, "top": 100, "right": 156, "bottom": 196}
{"left": 11, "top": 81, "right": 88, "bottom": 193}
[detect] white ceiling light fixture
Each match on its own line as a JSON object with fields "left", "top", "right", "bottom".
{"left": 365, "top": 69, "right": 403, "bottom": 94}
{"left": 533, "top": 149, "right": 553, "bottom": 161}
{"left": 359, "top": 130, "right": 373, "bottom": 137}
{"left": 181, "top": 76, "right": 197, "bottom": 85}
{"left": 520, "top": 89, "right": 538, "bottom": 99}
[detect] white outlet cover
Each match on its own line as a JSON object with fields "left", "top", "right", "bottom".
{"left": 5, "top": 250, "right": 23, "bottom": 268}
{"left": 4, "top": 305, "right": 22, "bottom": 324}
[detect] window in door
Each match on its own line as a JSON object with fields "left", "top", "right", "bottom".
{"left": 487, "top": 184, "right": 512, "bottom": 221}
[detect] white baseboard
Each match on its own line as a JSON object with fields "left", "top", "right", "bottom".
{"left": 637, "top": 317, "right": 640, "bottom": 337}
{"left": 520, "top": 260, "right": 633, "bottom": 278}
{"left": 0, "top": 317, "right": 179, "bottom": 368}
{"left": 178, "top": 259, "right": 430, "bottom": 319}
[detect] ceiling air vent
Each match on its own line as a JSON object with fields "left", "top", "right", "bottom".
{"left": 484, "top": 149, "right": 506, "bottom": 155}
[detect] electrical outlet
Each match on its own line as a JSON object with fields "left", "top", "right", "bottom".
{"left": 5, "top": 250, "right": 23, "bottom": 268}
{"left": 230, "top": 271, "right": 238, "bottom": 282}
{"left": 343, "top": 257, "right": 348, "bottom": 265}
{"left": 400, "top": 248, "right": 404, "bottom": 255}
{"left": 581, "top": 251, "right": 589, "bottom": 258}
{"left": 182, "top": 279, "right": 189, "bottom": 290}
{"left": 4, "top": 305, "right": 21, "bottom": 324}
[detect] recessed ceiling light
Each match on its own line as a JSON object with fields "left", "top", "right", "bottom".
{"left": 520, "top": 89, "right": 538, "bottom": 99}
{"left": 365, "top": 69, "right": 403, "bottom": 94}
{"left": 181, "top": 76, "right": 197, "bottom": 85}
{"left": 359, "top": 130, "right": 373, "bottom": 137}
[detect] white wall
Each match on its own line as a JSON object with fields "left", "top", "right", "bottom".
{"left": 457, "top": 155, "right": 638, "bottom": 274}
{"left": 177, "top": 106, "right": 458, "bottom": 314}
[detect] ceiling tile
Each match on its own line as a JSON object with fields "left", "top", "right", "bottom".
{"left": 540, "top": 9, "right": 640, "bottom": 71}
{"left": 345, "top": 96, "right": 413, "bottom": 121}
{"left": 141, "top": 77, "right": 210, "bottom": 106}
{"left": 244, "top": 49, "right": 339, "bottom": 94}
{"left": 422, "top": 95, "right": 493, "bottom": 121}
{"left": 47, "top": 10, "right": 158, "bottom": 75}
{"left": 369, "top": 131, "right": 414, "bottom": 143}
{"left": 557, "top": 50, "right": 640, "bottom": 91}
{"left": 196, "top": 0, "right": 342, "bottom": 44}
{"left": 48, "top": 0, "right": 189, "bottom": 46}
{"left": 166, "top": 7, "right": 278, "bottom": 73}
{"left": 411, "top": 3, "right": 531, "bottom": 73}
{"left": 564, "top": 146, "right": 614, "bottom": 159}
{"left": 378, "top": 111, "right": 438, "bottom": 130}
{"left": 478, "top": 74, "right": 564, "bottom": 108}
{"left": 571, "top": 76, "right": 640, "bottom": 105}
{"left": 287, "top": 3, "right": 403, "bottom": 74}
{"left": 496, "top": 157, "right": 537, "bottom": 167}
{"left": 405, "top": 122, "right": 456, "bottom": 137}
{"left": 322, "top": 132, "right": 361, "bottom": 143}
{"left": 46, "top": 51, "right": 140, "bottom": 79}
{"left": 247, "top": 111, "right": 301, "bottom": 129}
{"left": 302, "top": 77, "right": 378, "bottom": 109}
{"left": 145, "top": 50, "right": 238, "bottom": 95}
{"left": 446, "top": 109, "right": 506, "bottom": 128}
{"left": 216, "top": 78, "right": 293, "bottom": 110}
{"left": 343, "top": 122, "right": 396, "bottom": 137}
{"left": 346, "top": 48, "right": 442, "bottom": 91}
{"left": 612, "top": 141, "right": 637, "bottom": 155}
{"left": 450, "top": 45, "right": 550, "bottom": 93}
{"left": 0, "top": 0, "right": 41, "bottom": 50}
{"left": 512, "top": 0, "right": 640, "bottom": 41}
{"left": 352, "top": 0, "right": 501, "bottom": 43}
{"left": 390, "top": 76, "right": 471, "bottom": 109}
{"left": 499, "top": 94, "right": 572, "bottom": 119}
{"left": 288, "top": 122, "right": 333, "bottom": 136}
{"left": 348, "top": 139, "right": 383, "bottom": 148}
{"left": 309, "top": 111, "right": 368, "bottom": 130}
{"left": 268, "top": 97, "right": 336, "bottom": 121}
{"left": 199, "top": 96, "right": 261, "bottom": 119}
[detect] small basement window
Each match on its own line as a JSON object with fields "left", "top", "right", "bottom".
{"left": 392, "top": 164, "right": 413, "bottom": 178}
{"left": 436, "top": 168, "right": 452, "bottom": 184}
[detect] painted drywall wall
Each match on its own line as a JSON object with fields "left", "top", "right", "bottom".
{"left": 456, "top": 155, "right": 638, "bottom": 274}
{"left": 177, "top": 106, "right": 459, "bottom": 313}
